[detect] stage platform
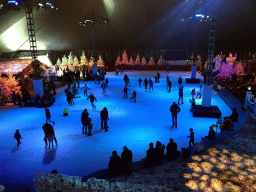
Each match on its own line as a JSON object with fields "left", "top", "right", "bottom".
{"left": 186, "top": 78, "right": 201, "bottom": 84}
{"left": 192, "top": 105, "right": 222, "bottom": 118}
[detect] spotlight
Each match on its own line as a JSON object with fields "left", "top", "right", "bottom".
{"left": 248, "top": 86, "right": 251, "bottom": 91}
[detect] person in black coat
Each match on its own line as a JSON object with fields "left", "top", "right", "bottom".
{"left": 157, "top": 72, "right": 160, "bottom": 83}
{"left": 65, "top": 89, "right": 74, "bottom": 106}
{"left": 224, "top": 107, "right": 238, "bottom": 122}
{"left": 42, "top": 123, "right": 58, "bottom": 147}
{"left": 81, "top": 109, "right": 89, "bottom": 134}
{"left": 178, "top": 76, "right": 182, "bottom": 89}
{"left": 167, "top": 80, "right": 172, "bottom": 92}
{"left": 138, "top": 78, "right": 143, "bottom": 87}
{"left": 143, "top": 142, "right": 157, "bottom": 168}
{"left": 108, "top": 151, "right": 122, "bottom": 175}
{"left": 202, "top": 126, "right": 216, "bottom": 141}
{"left": 155, "top": 141, "right": 165, "bottom": 164}
{"left": 121, "top": 146, "right": 133, "bottom": 175}
{"left": 100, "top": 107, "right": 109, "bottom": 132}
{"left": 45, "top": 106, "right": 55, "bottom": 125}
{"left": 170, "top": 102, "right": 181, "bottom": 128}
{"left": 165, "top": 138, "right": 180, "bottom": 159}
{"left": 144, "top": 78, "right": 148, "bottom": 90}
{"left": 122, "top": 86, "right": 130, "bottom": 99}
{"left": 14, "top": 129, "right": 22, "bottom": 147}
{"left": 87, "top": 93, "right": 97, "bottom": 109}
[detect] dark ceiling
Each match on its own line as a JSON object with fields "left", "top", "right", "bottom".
{"left": 0, "top": 0, "right": 255, "bottom": 58}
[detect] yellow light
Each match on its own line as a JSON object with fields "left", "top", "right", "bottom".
{"left": 248, "top": 86, "right": 251, "bottom": 91}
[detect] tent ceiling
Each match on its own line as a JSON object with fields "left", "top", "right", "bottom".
{"left": 0, "top": 0, "right": 255, "bottom": 53}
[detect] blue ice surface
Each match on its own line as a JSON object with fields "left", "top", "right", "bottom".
{"left": 0, "top": 71, "right": 232, "bottom": 191}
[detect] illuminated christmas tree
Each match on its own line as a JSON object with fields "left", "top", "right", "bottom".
{"left": 89, "top": 56, "right": 94, "bottom": 67}
{"left": 0, "top": 72, "right": 21, "bottom": 100}
{"left": 213, "top": 55, "right": 222, "bottom": 72}
{"left": 121, "top": 50, "right": 128, "bottom": 65}
{"left": 128, "top": 56, "right": 134, "bottom": 65}
{"left": 56, "top": 58, "right": 61, "bottom": 66}
{"left": 73, "top": 55, "right": 79, "bottom": 66}
{"left": 157, "top": 55, "right": 163, "bottom": 65}
{"left": 97, "top": 55, "right": 105, "bottom": 67}
{"left": 226, "top": 53, "right": 236, "bottom": 65}
{"left": 115, "top": 56, "right": 121, "bottom": 66}
{"left": 141, "top": 56, "right": 147, "bottom": 65}
{"left": 68, "top": 51, "right": 74, "bottom": 65}
{"left": 216, "top": 61, "right": 236, "bottom": 80}
{"left": 148, "top": 56, "right": 155, "bottom": 65}
{"left": 62, "top": 55, "right": 68, "bottom": 66}
{"left": 135, "top": 54, "right": 140, "bottom": 65}
{"left": 80, "top": 51, "right": 88, "bottom": 66}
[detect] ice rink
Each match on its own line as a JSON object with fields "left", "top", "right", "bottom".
{"left": 0, "top": 71, "right": 232, "bottom": 191}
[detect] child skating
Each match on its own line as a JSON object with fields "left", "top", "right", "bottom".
{"left": 45, "top": 106, "right": 55, "bottom": 125}
{"left": 14, "top": 129, "right": 22, "bottom": 147}
{"left": 187, "top": 128, "right": 195, "bottom": 147}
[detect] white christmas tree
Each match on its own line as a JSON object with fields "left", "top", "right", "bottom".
{"left": 115, "top": 56, "right": 121, "bottom": 66}
{"left": 157, "top": 55, "right": 163, "bottom": 65}
{"left": 89, "top": 56, "right": 94, "bottom": 67}
{"left": 73, "top": 55, "right": 79, "bottom": 66}
{"left": 68, "top": 52, "right": 74, "bottom": 65}
{"left": 97, "top": 55, "right": 105, "bottom": 67}
{"left": 135, "top": 54, "right": 140, "bottom": 65}
{"left": 148, "top": 56, "right": 155, "bottom": 65}
{"left": 56, "top": 58, "right": 61, "bottom": 66}
{"left": 121, "top": 50, "right": 128, "bottom": 65}
{"left": 128, "top": 56, "right": 134, "bottom": 65}
{"left": 62, "top": 55, "right": 68, "bottom": 66}
{"left": 141, "top": 56, "right": 147, "bottom": 65}
{"left": 80, "top": 51, "right": 88, "bottom": 66}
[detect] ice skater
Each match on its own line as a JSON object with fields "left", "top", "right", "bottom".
{"left": 148, "top": 78, "right": 154, "bottom": 92}
{"left": 45, "top": 106, "right": 55, "bottom": 125}
{"left": 178, "top": 76, "right": 182, "bottom": 89}
{"left": 47, "top": 133, "right": 55, "bottom": 149}
{"left": 170, "top": 102, "right": 180, "bottom": 128}
{"left": 42, "top": 123, "right": 58, "bottom": 147}
{"left": 14, "top": 129, "right": 22, "bottom": 147}
{"left": 122, "top": 86, "right": 130, "bottom": 99}
{"left": 101, "top": 82, "right": 107, "bottom": 95}
{"left": 166, "top": 75, "right": 170, "bottom": 84}
{"left": 87, "top": 93, "right": 97, "bottom": 109}
{"left": 157, "top": 72, "right": 160, "bottom": 83}
{"left": 81, "top": 84, "right": 90, "bottom": 97}
{"left": 191, "top": 88, "right": 195, "bottom": 100}
{"left": 187, "top": 128, "right": 195, "bottom": 147}
{"left": 138, "top": 78, "right": 143, "bottom": 87}
{"left": 87, "top": 118, "right": 93, "bottom": 136}
{"left": 81, "top": 108, "right": 89, "bottom": 134}
{"left": 167, "top": 80, "right": 172, "bottom": 92}
{"left": 105, "top": 78, "right": 109, "bottom": 87}
{"left": 178, "top": 86, "right": 184, "bottom": 105}
{"left": 127, "top": 77, "right": 131, "bottom": 86}
{"left": 130, "top": 90, "right": 137, "bottom": 102}
{"left": 100, "top": 107, "right": 109, "bottom": 132}
{"left": 196, "top": 91, "right": 202, "bottom": 99}
{"left": 144, "top": 78, "right": 148, "bottom": 91}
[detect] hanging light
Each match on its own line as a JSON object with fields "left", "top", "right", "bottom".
{"left": 248, "top": 86, "right": 251, "bottom": 91}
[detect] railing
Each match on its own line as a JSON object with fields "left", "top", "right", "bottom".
{"left": 244, "top": 91, "right": 256, "bottom": 118}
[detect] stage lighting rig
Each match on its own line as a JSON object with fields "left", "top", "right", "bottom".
{"left": 1, "top": 0, "right": 59, "bottom": 79}
{"left": 79, "top": 15, "right": 109, "bottom": 67}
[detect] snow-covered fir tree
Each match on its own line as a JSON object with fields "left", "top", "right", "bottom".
{"left": 62, "top": 55, "right": 68, "bottom": 66}
{"left": 56, "top": 58, "right": 61, "bottom": 66}
{"left": 121, "top": 50, "right": 128, "bottom": 65}
{"left": 157, "top": 55, "right": 163, "bottom": 65}
{"left": 68, "top": 52, "right": 74, "bottom": 65}
{"left": 80, "top": 51, "right": 88, "bottom": 66}
{"left": 115, "top": 56, "right": 121, "bottom": 66}
{"left": 141, "top": 56, "right": 147, "bottom": 65}
{"left": 73, "top": 55, "right": 79, "bottom": 66}
{"left": 148, "top": 56, "right": 155, "bottom": 65}
{"left": 135, "top": 54, "right": 141, "bottom": 65}
{"left": 128, "top": 56, "right": 134, "bottom": 65}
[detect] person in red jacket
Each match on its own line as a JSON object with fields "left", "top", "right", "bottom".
{"left": 191, "top": 88, "right": 195, "bottom": 99}
{"left": 87, "top": 93, "right": 97, "bottom": 109}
